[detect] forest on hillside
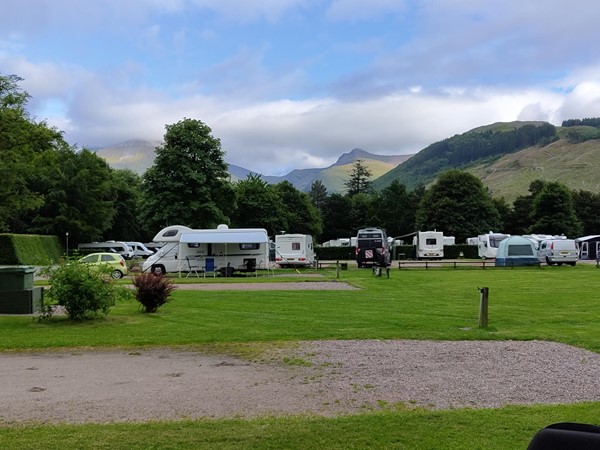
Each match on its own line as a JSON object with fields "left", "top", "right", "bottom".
{"left": 376, "top": 122, "right": 558, "bottom": 189}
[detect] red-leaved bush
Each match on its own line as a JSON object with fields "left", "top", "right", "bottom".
{"left": 132, "top": 272, "right": 177, "bottom": 313}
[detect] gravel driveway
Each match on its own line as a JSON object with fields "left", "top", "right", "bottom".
{"left": 2, "top": 340, "right": 600, "bottom": 424}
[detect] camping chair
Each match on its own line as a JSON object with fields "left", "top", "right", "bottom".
{"left": 244, "top": 258, "right": 257, "bottom": 277}
{"left": 203, "top": 257, "right": 216, "bottom": 278}
{"left": 185, "top": 257, "right": 201, "bottom": 278}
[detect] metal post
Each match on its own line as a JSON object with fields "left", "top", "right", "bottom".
{"left": 478, "top": 287, "right": 489, "bottom": 328}
{"left": 336, "top": 260, "right": 340, "bottom": 279}
{"left": 66, "top": 232, "right": 69, "bottom": 258}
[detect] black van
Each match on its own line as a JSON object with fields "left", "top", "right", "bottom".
{"left": 355, "top": 227, "right": 391, "bottom": 268}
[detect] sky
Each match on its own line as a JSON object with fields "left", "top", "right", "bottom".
{"left": 3, "top": 0, "right": 600, "bottom": 175}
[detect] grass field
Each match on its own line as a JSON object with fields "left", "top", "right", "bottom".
{"left": 2, "top": 264, "right": 600, "bottom": 448}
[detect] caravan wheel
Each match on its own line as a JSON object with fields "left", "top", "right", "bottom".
{"left": 152, "top": 265, "right": 165, "bottom": 275}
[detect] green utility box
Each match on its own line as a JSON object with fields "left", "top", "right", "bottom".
{"left": 0, "top": 266, "right": 43, "bottom": 314}
{"left": 0, "top": 287, "right": 44, "bottom": 314}
{"left": 0, "top": 266, "right": 36, "bottom": 291}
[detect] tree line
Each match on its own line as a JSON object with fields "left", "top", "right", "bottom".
{"left": 2, "top": 73, "right": 598, "bottom": 250}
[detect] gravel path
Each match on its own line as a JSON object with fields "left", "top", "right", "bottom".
{"left": 2, "top": 340, "right": 600, "bottom": 424}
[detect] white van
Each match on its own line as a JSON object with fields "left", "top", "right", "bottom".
{"left": 126, "top": 242, "right": 154, "bottom": 259}
{"left": 537, "top": 239, "right": 578, "bottom": 266}
{"left": 77, "top": 241, "right": 135, "bottom": 259}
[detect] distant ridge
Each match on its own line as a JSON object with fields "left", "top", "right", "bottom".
{"left": 94, "top": 142, "right": 413, "bottom": 193}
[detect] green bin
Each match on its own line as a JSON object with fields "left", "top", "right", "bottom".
{"left": 0, "top": 266, "right": 36, "bottom": 291}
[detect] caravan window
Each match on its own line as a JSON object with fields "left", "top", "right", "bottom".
{"left": 162, "top": 229, "right": 179, "bottom": 238}
{"left": 425, "top": 238, "right": 437, "bottom": 245}
{"left": 292, "top": 243, "right": 301, "bottom": 250}
{"left": 239, "top": 243, "right": 260, "bottom": 250}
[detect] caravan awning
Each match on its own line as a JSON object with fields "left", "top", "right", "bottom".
{"left": 180, "top": 230, "right": 268, "bottom": 244}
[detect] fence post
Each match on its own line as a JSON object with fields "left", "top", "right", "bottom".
{"left": 336, "top": 260, "right": 340, "bottom": 279}
{"left": 478, "top": 287, "right": 489, "bottom": 328}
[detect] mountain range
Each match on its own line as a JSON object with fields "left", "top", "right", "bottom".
{"left": 94, "top": 142, "right": 413, "bottom": 193}
{"left": 93, "top": 120, "right": 600, "bottom": 201}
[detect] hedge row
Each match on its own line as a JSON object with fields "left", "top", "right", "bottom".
{"left": 315, "top": 244, "right": 479, "bottom": 261}
{"left": 0, "top": 234, "right": 63, "bottom": 265}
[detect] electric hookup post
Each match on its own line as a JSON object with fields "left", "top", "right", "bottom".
{"left": 478, "top": 287, "right": 489, "bottom": 328}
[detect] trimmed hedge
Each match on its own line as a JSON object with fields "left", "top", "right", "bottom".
{"left": 0, "top": 234, "right": 63, "bottom": 265}
{"left": 316, "top": 244, "right": 479, "bottom": 261}
{"left": 315, "top": 246, "right": 356, "bottom": 261}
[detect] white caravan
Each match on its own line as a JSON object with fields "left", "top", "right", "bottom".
{"left": 275, "top": 234, "right": 315, "bottom": 268}
{"left": 78, "top": 241, "right": 134, "bottom": 259}
{"left": 413, "top": 231, "right": 444, "bottom": 259}
{"left": 141, "top": 224, "right": 270, "bottom": 276}
{"left": 477, "top": 232, "right": 510, "bottom": 259}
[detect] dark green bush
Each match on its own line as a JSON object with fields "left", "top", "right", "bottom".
{"left": 43, "top": 260, "right": 132, "bottom": 320}
{"left": 315, "top": 246, "right": 356, "bottom": 260}
{"left": 132, "top": 273, "right": 177, "bottom": 313}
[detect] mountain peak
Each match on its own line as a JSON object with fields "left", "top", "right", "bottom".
{"left": 335, "top": 148, "right": 372, "bottom": 165}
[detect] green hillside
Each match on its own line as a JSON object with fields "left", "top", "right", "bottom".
{"left": 318, "top": 159, "right": 400, "bottom": 193}
{"left": 372, "top": 121, "right": 556, "bottom": 190}
{"left": 469, "top": 135, "right": 600, "bottom": 202}
{"left": 372, "top": 121, "right": 600, "bottom": 202}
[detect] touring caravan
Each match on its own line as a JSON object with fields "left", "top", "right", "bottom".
{"left": 77, "top": 241, "right": 135, "bottom": 259}
{"left": 413, "top": 231, "right": 444, "bottom": 259}
{"left": 477, "top": 232, "right": 510, "bottom": 259}
{"left": 275, "top": 234, "right": 315, "bottom": 268}
{"left": 141, "top": 224, "right": 270, "bottom": 276}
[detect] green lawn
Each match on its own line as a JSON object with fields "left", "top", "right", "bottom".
{"left": 2, "top": 265, "right": 600, "bottom": 449}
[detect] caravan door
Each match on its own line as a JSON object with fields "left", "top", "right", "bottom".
{"left": 580, "top": 242, "right": 588, "bottom": 260}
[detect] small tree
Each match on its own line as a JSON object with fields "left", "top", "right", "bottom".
{"left": 344, "top": 160, "right": 372, "bottom": 196}
{"left": 43, "top": 260, "right": 131, "bottom": 320}
{"left": 132, "top": 273, "right": 177, "bottom": 313}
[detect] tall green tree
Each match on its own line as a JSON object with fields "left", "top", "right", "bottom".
{"left": 320, "top": 194, "right": 354, "bottom": 242}
{"left": 27, "top": 147, "right": 117, "bottom": 244}
{"left": 274, "top": 181, "right": 322, "bottom": 238}
{"left": 416, "top": 170, "right": 501, "bottom": 243}
{"left": 375, "top": 179, "right": 416, "bottom": 237}
{"left": 0, "top": 74, "right": 61, "bottom": 231}
{"left": 572, "top": 190, "right": 600, "bottom": 236}
{"left": 344, "top": 159, "right": 372, "bottom": 196}
{"left": 231, "top": 174, "right": 287, "bottom": 236}
{"left": 140, "top": 118, "right": 235, "bottom": 233}
{"left": 104, "top": 169, "right": 145, "bottom": 242}
{"left": 528, "top": 181, "right": 582, "bottom": 237}
{"left": 309, "top": 179, "right": 328, "bottom": 212}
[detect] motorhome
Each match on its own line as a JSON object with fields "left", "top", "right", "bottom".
{"left": 355, "top": 228, "right": 391, "bottom": 268}
{"left": 126, "top": 242, "right": 154, "bottom": 259}
{"left": 413, "top": 231, "right": 444, "bottom": 259}
{"left": 141, "top": 224, "right": 270, "bottom": 276}
{"left": 477, "top": 232, "right": 510, "bottom": 259}
{"left": 77, "top": 241, "right": 134, "bottom": 259}
{"left": 275, "top": 234, "right": 315, "bottom": 268}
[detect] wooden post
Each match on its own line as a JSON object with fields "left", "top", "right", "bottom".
{"left": 478, "top": 287, "right": 489, "bottom": 328}
{"left": 336, "top": 260, "right": 340, "bottom": 279}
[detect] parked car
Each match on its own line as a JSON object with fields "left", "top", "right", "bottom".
{"left": 537, "top": 239, "right": 578, "bottom": 266}
{"left": 78, "top": 252, "right": 128, "bottom": 279}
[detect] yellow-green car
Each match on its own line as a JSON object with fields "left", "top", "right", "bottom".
{"left": 78, "top": 252, "right": 128, "bottom": 279}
